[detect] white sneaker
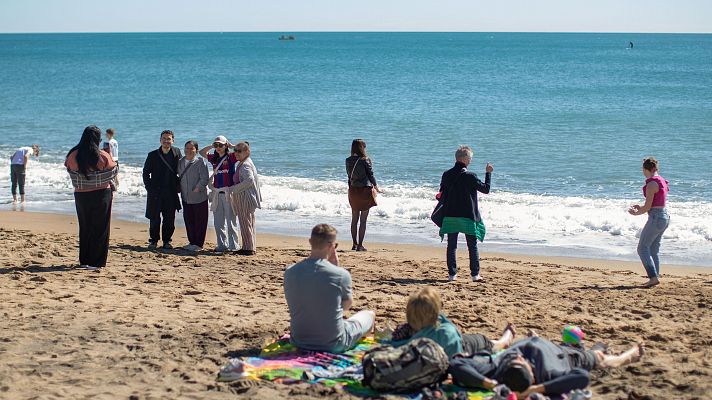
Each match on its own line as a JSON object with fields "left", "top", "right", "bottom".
{"left": 78, "top": 265, "right": 99, "bottom": 271}
{"left": 472, "top": 275, "right": 484, "bottom": 282}
{"left": 448, "top": 274, "right": 457, "bottom": 282}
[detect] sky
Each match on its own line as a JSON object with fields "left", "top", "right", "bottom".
{"left": 0, "top": 0, "right": 710, "bottom": 33}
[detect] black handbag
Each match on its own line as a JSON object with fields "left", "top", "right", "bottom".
{"left": 430, "top": 201, "right": 445, "bottom": 227}
{"left": 430, "top": 170, "right": 464, "bottom": 227}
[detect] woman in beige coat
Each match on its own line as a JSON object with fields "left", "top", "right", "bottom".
{"left": 231, "top": 141, "right": 262, "bottom": 255}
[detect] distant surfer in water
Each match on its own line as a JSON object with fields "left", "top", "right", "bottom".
{"left": 629, "top": 41, "right": 634, "bottom": 49}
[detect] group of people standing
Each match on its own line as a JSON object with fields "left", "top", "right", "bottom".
{"left": 60, "top": 126, "right": 262, "bottom": 269}
{"left": 142, "top": 131, "right": 262, "bottom": 255}
{"left": 24, "top": 126, "right": 667, "bottom": 286}
{"left": 346, "top": 142, "right": 670, "bottom": 287}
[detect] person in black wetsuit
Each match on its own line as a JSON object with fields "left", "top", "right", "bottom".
{"left": 449, "top": 334, "right": 644, "bottom": 398}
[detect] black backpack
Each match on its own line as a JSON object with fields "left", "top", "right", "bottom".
{"left": 362, "top": 337, "right": 449, "bottom": 392}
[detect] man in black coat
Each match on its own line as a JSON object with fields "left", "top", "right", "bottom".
{"left": 438, "top": 145, "right": 492, "bottom": 282}
{"left": 143, "top": 130, "right": 182, "bottom": 249}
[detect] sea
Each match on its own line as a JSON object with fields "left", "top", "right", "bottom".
{"left": 1, "top": 32, "right": 711, "bottom": 266}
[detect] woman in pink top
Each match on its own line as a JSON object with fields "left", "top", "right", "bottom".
{"left": 65, "top": 125, "right": 118, "bottom": 270}
{"left": 628, "top": 157, "right": 670, "bottom": 287}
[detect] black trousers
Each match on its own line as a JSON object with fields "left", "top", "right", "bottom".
{"left": 74, "top": 189, "right": 113, "bottom": 267}
{"left": 10, "top": 164, "right": 26, "bottom": 195}
{"left": 149, "top": 200, "right": 177, "bottom": 244}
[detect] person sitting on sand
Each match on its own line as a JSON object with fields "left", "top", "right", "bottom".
{"left": 449, "top": 331, "right": 644, "bottom": 398}
{"left": 388, "top": 287, "right": 515, "bottom": 359}
{"left": 283, "top": 223, "right": 376, "bottom": 353}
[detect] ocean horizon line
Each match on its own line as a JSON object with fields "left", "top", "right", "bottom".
{"left": 2, "top": 30, "right": 711, "bottom": 35}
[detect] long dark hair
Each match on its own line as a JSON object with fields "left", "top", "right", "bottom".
{"left": 351, "top": 139, "right": 367, "bottom": 158}
{"left": 67, "top": 125, "right": 102, "bottom": 177}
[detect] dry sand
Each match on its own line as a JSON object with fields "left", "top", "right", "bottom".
{"left": 0, "top": 210, "right": 710, "bottom": 399}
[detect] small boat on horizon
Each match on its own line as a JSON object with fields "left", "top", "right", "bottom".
{"left": 278, "top": 35, "right": 295, "bottom": 41}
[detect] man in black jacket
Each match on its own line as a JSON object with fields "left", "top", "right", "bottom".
{"left": 449, "top": 335, "right": 644, "bottom": 398}
{"left": 143, "top": 130, "right": 182, "bottom": 249}
{"left": 439, "top": 145, "right": 492, "bottom": 282}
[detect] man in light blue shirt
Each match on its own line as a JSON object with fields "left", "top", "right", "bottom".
{"left": 284, "top": 224, "right": 375, "bottom": 353}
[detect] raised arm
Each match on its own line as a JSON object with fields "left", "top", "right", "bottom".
{"left": 473, "top": 171, "right": 491, "bottom": 194}
{"left": 198, "top": 145, "right": 213, "bottom": 159}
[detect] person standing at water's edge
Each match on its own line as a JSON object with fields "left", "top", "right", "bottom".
{"left": 143, "top": 130, "right": 182, "bottom": 250}
{"left": 230, "top": 141, "right": 262, "bottom": 256}
{"left": 439, "top": 145, "right": 492, "bottom": 282}
{"left": 199, "top": 135, "right": 240, "bottom": 252}
{"left": 345, "top": 139, "right": 381, "bottom": 251}
{"left": 628, "top": 157, "right": 670, "bottom": 288}
{"left": 10, "top": 144, "right": 40, "bottom": 204}
{"left": 178, "top": 140, "right": 210, "bottom": 252}
{"left": 64, "top": 126, "right": 117, "bottom": 270}
{"left": 103, "top": 128, "right": 120, "bottom": 188}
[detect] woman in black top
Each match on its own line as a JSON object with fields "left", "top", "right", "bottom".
{"left": 345, "top": 139, "right": 381, "bottom": 251}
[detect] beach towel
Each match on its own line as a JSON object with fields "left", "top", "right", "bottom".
{"left": 216, "top": 333, "right": 493, "bottom": 399}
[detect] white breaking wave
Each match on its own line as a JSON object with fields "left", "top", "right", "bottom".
{"left": 1, "top": 157, "right": 710, "bottom": 265}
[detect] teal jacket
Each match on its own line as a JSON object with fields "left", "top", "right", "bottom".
{"left": 389, "top": 314, "right": 463, "bottom": 358}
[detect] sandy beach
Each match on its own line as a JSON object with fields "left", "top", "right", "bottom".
{"left": 0, "top": 210, "right": 710, "bottom": 399}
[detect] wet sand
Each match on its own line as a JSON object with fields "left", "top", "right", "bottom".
{"left": 0, "top": 211, "right": 710, "bottom": 399}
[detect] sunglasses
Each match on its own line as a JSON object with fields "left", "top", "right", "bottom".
{"left": 235, "top": 148, "right": 245, "bottom": 153}
{"left": 213, "top": 143, "right": 225, "bottom": 148}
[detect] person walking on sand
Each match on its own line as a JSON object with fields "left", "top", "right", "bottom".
{"left": 65, "top": 126, "right": 117, "bottom": 270}
{"left": 199, "top": 135, "right": 239, "bottom": 252}
{"left": 284, "top": 224, "right": 376, "bottom": 353}
{"left": 178, "top": 140, "right": 210, "bottom": 252}
{"left": 10, "top": 144, "right": 40, "bottom": 203}
{"left": 143, "top": 130, "right": 182, "bottom": 250}
{"left": 438, "top": 145, "right": 492, "bottom": 282}
{"left": 230, "top": 141, "right": 262, "bottom": 256}
{"left": 345, "top": 139, "right": 381, "bottom": 251}
{"left": 628, "top": 157, "right": 670, "bottom": 288}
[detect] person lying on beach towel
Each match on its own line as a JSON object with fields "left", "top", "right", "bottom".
{"left": 387, "top": 287, "right": 515, "bottom": 359}
{"left": 449, "top": 332, "right": 644, "bottom": 398}
{"left": 283, "top": 224, "right": 376, "bottom": 353}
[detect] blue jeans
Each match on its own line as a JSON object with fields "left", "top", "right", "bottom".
{"left": 637, "top": 208, "right": 670, "bottom": 278}
{"left": 447, "top": 232, "right": 480, "bottom": 277}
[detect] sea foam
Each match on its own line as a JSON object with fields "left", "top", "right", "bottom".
{"left": 1, "top": 157, "right": 710, "bottom": 266}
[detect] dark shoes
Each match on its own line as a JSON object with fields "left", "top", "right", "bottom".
{"left": 236, "top": 249, "right": 256, "bottom": 256}
{"left": 162, "top": 242, "right": 173, "bottom": 249}
{"left": 148, "top": 241, "right": 158, "bottom": 249}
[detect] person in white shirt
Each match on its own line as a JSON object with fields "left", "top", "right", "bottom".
{"left": 102, "top": 128, "right": 119, "bottom": 162}
{"left": 102, "top": 128, "right": 119, "bottom": 188}
{"left": 10, "top": 144, "right": 40, "bottom": 203}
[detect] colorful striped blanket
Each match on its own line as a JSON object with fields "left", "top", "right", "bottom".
{"left": 217, "top": 334, "right": 493, "bottom": 399}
